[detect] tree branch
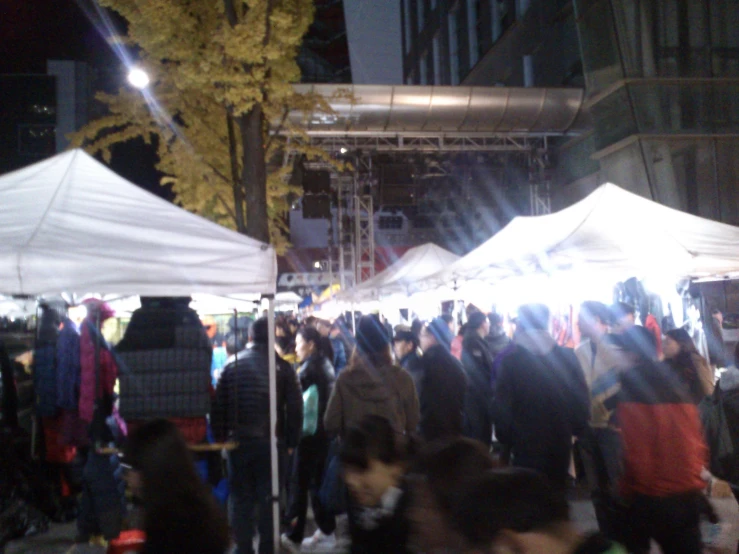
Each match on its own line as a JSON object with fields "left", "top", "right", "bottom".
{"left": 265, "top": 107, "right": 289, "bottom": 152}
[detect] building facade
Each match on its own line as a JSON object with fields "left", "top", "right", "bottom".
{"left": 401, "top": 0, "right": 739, "bottom": 226}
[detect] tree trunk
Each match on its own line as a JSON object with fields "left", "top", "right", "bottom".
{"left": 226, "top": 112, "right": 246, "bottom": 233}
{"left": 241, "top": 102, "right": 270, "bottom": 243}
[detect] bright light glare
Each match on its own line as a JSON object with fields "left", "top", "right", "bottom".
{"left": 127, "top": 67, "right": 150, "bottom": 89}
{"left": 340, "top": 148, "right": 348, "bottom": 154}
{"left": 314, "top": 261, "right": 321, "bottom": 269}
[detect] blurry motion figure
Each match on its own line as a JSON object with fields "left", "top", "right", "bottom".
{"left": 417, "top": 318, "right": 467, "bottom": 443}
{"left": 495, "top": 304, "right": 589, "bottom": 490}
{"left": 610, "top": 303, "right": 636, "bottom": 335}
{"left": 615, "top": 327, "right": 708, "bottom": 554}
{"left": 408, "top": 438, "right": 497, "bottom": 554}
{"left": 340, "top": 415, "right": 415, "bottom": 554}
{"left": 124, "top": 419, "right": 230, "bottom": 554}
{"left": 449, "top": 468, "right": 626, "bottom": 554}
{"left": 392, "top": 325, "right": 423, "bottom": 399}
{"left": 317, "top": 319, "right": 347, "bottom": 375}
{"left": 707, "top": 308, "right": 727, "bottom": 368}
{"left": 211, "top": 318, "right": 302, "bottom": 554}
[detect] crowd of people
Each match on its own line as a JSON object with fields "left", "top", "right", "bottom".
{"left": 8, "top": 296, "right": 739, "bottom": 554}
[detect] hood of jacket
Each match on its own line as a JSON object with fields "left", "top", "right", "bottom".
{"left": 338, "top": 363, "right": 395, "bottom": 403}
{"left": 514, "top": 329, "right": 557, "bottom": 356}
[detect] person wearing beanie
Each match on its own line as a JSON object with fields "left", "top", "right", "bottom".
{"left": 418, "top": 319, "right": 468, "bottom": 442}
{"left": 393, "top": 325, "right": 424, "bottom": 398}
{"left": 461, "top": 311, "right": 497, "bottom": 447}
{"left": 494, "top": 304, "right": 589, "bottom": 490}
{"left": 324, "top": 315, "right": 419, "bottom": 439}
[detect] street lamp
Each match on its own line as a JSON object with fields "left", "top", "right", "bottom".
{"left": 127, "top": 67, "right": 150, "bottom": 89}
{"left": 314, "top": 261, "right": 321, "bottom": 269}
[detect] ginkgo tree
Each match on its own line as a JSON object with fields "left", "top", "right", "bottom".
{"left": 70, "top": 0, "right": 340, "bottom": 251}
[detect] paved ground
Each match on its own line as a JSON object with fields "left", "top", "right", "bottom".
{"left": 6, "top": 498, "right": 739, "bottom": 553}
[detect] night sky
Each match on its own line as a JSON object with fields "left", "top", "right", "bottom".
{"left": 0, "top": 0, "right": 167, "bottom": 197}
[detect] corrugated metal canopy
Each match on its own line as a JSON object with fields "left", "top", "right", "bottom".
{"left": 289, "top": 85, "right": 585, "bottom": 136}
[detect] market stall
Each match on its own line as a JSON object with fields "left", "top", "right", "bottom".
{"left": 0, "top": 150, "right": 281, "bottom": 548}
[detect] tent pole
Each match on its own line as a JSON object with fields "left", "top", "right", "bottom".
{"left": 266, "top": 295, "right": 280, "bottom": 552}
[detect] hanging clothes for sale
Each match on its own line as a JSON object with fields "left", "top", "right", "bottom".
{"left": 33, "top": 303, "right": 62, "bottom": 417}
{"left": 78, "top": 299, "right": 118, "bottom": 427}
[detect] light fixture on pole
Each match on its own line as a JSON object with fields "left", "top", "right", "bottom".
{"left": 127, "top": 67, "right": 150, "bottom": 90}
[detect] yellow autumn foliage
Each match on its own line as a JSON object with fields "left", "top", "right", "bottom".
{"left": 69, "top": 0, "right": 342, "bottom": 253}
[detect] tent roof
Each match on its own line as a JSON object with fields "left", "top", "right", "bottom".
{"left": 0, "top": 150, "right": 277, "bottom": 296}
{"left": 419, "top": 183, "right": 739, "bottom": 288}
{"left": 342, "top": 243, "right": 460, "bottom": 301}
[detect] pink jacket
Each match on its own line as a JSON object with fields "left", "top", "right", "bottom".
{"left": 78, "top": 301, "right": 118, "bottom": 423}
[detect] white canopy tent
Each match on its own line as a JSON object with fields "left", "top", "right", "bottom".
{"left": 0, "top": 149, "right": 283, "bottom": 548}
{"left": 0, "top": 149, "right": 276, "bottom": 297}
{"left": 418, "top": 183, "right": 739, "bottom": 292}
{"left": 340, "top": 242, "right": 460, "bottom": 302}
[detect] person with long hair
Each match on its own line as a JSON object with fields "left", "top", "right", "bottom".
{"left": 340, "top": 415, "right": 417, "bottom": 554}
{"left": 282, "top": 326, "right": 336, "bottom": 553}
{"left": 325, "top": 315, "right": 419, "bottom": 438}
{"left": 123, "top": 419, "right": 230, "bottom": 554}
{"left": 663, "top": 328, "right": 714, "bottom": 403}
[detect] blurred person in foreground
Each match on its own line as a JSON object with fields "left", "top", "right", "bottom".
{"left": 340, "top": 415, "right": 416, "bottom": 554}
{"left": 124, "top": 419, "right": 230, "bottom": 554}
{"left": 212, "top": 317, "right": 303, "bottom": 554}
{"left": 663, "top": 328, "right": 714, "bottom": 404}
{"left": 610, "top": 303, "right": 635, "bottom": 335}
{"left": 614, "top": 326, "right": 708, "bottom": 554}
{"left": 449, "top": 468, "right": 626, "bottom": 554}
{"left": 495, "top": 304, "right": 589, "bottom": 490}
{"left": 418, "top": 317, "right": 467, "bottom": 442}
{"left": 408, "top": 438, "right": 498, "bottom": 554}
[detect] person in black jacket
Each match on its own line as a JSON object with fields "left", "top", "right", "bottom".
{"left": 418, "top": 317, "right": 467, "bottom": 443}
{"left": 461, "top": 312, "right": 496, "bottom": 447}
{"left": 393, "top": 325, "right": 424, "bottom": 399}
{"left": 282, "top": 327, "right": 337, "bottom": 553}
{"left": 495, "top": 305, "right": 589, "bottom": 491}
{"left": 211, "top": 317, "right": 303, "bottom": 554}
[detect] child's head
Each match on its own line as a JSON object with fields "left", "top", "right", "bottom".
{"left": 340, "top": 415, "right": 412, "bottom": 507}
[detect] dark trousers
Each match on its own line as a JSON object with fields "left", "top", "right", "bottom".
{"left": 228, "top": 438, "right": 273, "bottom": 554}
{"left": 622, "top": 493, "right": 703, "bottom": 554}
{"left": 286, "top": 436, "right": 336, "bottom": 542}
{"left": 578, "top": 427, "right": 626, "bottom": 541}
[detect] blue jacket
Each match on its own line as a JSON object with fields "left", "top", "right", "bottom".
{"left": 331, "top": 337, "right": 347, "bottom": 375}
{"left": 56, "top": 318, "right": 81, "bottom": 411}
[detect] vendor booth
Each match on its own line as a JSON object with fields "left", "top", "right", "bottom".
{"left": 0, "top": 150, "right": 282, "bottom": 548}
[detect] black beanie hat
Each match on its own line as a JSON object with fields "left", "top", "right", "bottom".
{"left": 467, "top": 311, "right": 488, "bottom": 331}
{"left": 356, "top": 315, "right": 391, "bottom": 354}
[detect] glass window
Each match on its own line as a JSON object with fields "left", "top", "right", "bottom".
{"left": 18, "top": 124, "right": 56, "bottom": 156}
{"left": 449, "top": 9, "right": 460, "bottom": 84}
{"left": 404, "top": 0, "right": 412, "bottom": 53}
{"left": 468, "top": 0, "right": 479, "bottom": 67}
{"left": 433, "top": 34, "right": 442, "bottom": 84}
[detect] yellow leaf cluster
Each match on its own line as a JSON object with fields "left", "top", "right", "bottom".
{"left": 69, "top": 0, "right": 343, "bottom": 254}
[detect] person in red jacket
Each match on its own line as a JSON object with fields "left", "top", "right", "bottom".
{"left": 614, "top": 326, "right": 708, "bottom": 554}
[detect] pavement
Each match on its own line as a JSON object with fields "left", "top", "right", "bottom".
{"left": 6, "top": 497, "right": 739, "bottom": 553}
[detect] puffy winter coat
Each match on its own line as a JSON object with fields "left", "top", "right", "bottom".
{"left": 79, "top": 320, "right": 118, "bottom": 424}
{"left": 56, "top": 318, "right": 81, "bottom": 411}
{"left": 324, "top": 361, "right": 419, "bottom": 437}
{"left": 211, "top": 343, "right": 303, "bottom": 447}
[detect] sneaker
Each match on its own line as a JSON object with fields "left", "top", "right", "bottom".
{"left": 280, "top": 533, "right": 301, "bottom": 554}
{"left": 301, "top": 530, "right": 336, "bottom": 551}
